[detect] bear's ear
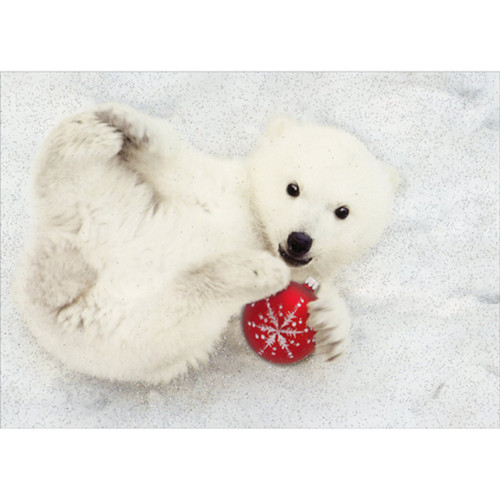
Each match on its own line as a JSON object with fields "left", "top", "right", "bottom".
{"left": 264, "top": 115, "right": 298, "bottom": 138}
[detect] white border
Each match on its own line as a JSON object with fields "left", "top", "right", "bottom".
{"left": 0, "top": 1, "right": 498, "bottom": 70}
{"left": 0, "top": 429, "right": 499, "bottom": 499}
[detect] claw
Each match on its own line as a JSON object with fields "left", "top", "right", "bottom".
{"left": 326, "top": 352, "right": 343, "bottom": 362}
{"left": 307, "top": 313, "right": 338, "bottom": 330}
{"left": 314, "top": 333, "right": 336, "bottom": 346}
{"left": 315, "top": 339, "right": 343, "bottom": 355}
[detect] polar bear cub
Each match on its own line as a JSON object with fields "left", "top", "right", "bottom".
{"left": 15, "top": 103, "right": 398, "bottom": 384}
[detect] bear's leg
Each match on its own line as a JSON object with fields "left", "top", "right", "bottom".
{"left": 21, "top": 103, "right": 181, "bottom": 338}
{"left": 175, "top": 250, "right": 291, "bottom": 313}
{"left": 35, "top": 102, "right": 181, "bottom": 224}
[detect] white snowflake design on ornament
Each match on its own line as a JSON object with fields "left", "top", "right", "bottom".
{"left": 247, "top": 296, "right": 313, "bottom": 359}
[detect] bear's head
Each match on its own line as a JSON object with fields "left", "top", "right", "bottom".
{"left": 248, "top": 116, "right": 399, "bottom": 279}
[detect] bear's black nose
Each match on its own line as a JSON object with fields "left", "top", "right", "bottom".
{"left": 287, "top": 232, "right": 313, "bottom": 257}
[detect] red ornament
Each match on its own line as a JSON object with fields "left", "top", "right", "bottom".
{"left": 243, "top": 278, "right": 319, "bottom": 364}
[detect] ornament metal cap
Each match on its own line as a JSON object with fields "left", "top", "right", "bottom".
{"left": 304, "top": 277, "right": 319, "bottom": 291}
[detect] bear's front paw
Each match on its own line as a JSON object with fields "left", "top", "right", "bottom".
{"left": 247, "top": 252, "right": 291, "bottom": 299}
{"left": 307, "top": 297, "right": 351, "bottom": 361}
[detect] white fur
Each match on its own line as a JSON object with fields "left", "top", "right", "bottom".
{"left": 14, "top": 103, "right": 398, "bottom": 384}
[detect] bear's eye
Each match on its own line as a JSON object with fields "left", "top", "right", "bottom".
{"left": 335, "top": 206, "right": 349, "bottom": 219}
{"left": 287, "top": 183, "right": 300, "bottom": 197}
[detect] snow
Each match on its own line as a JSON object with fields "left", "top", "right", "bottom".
{"left": 1, "top": 72, "right": 498, "bottom": 428}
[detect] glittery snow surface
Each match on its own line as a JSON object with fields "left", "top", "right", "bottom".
{"left": 1, "top": 72, "right": 498, "bottom": 428}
